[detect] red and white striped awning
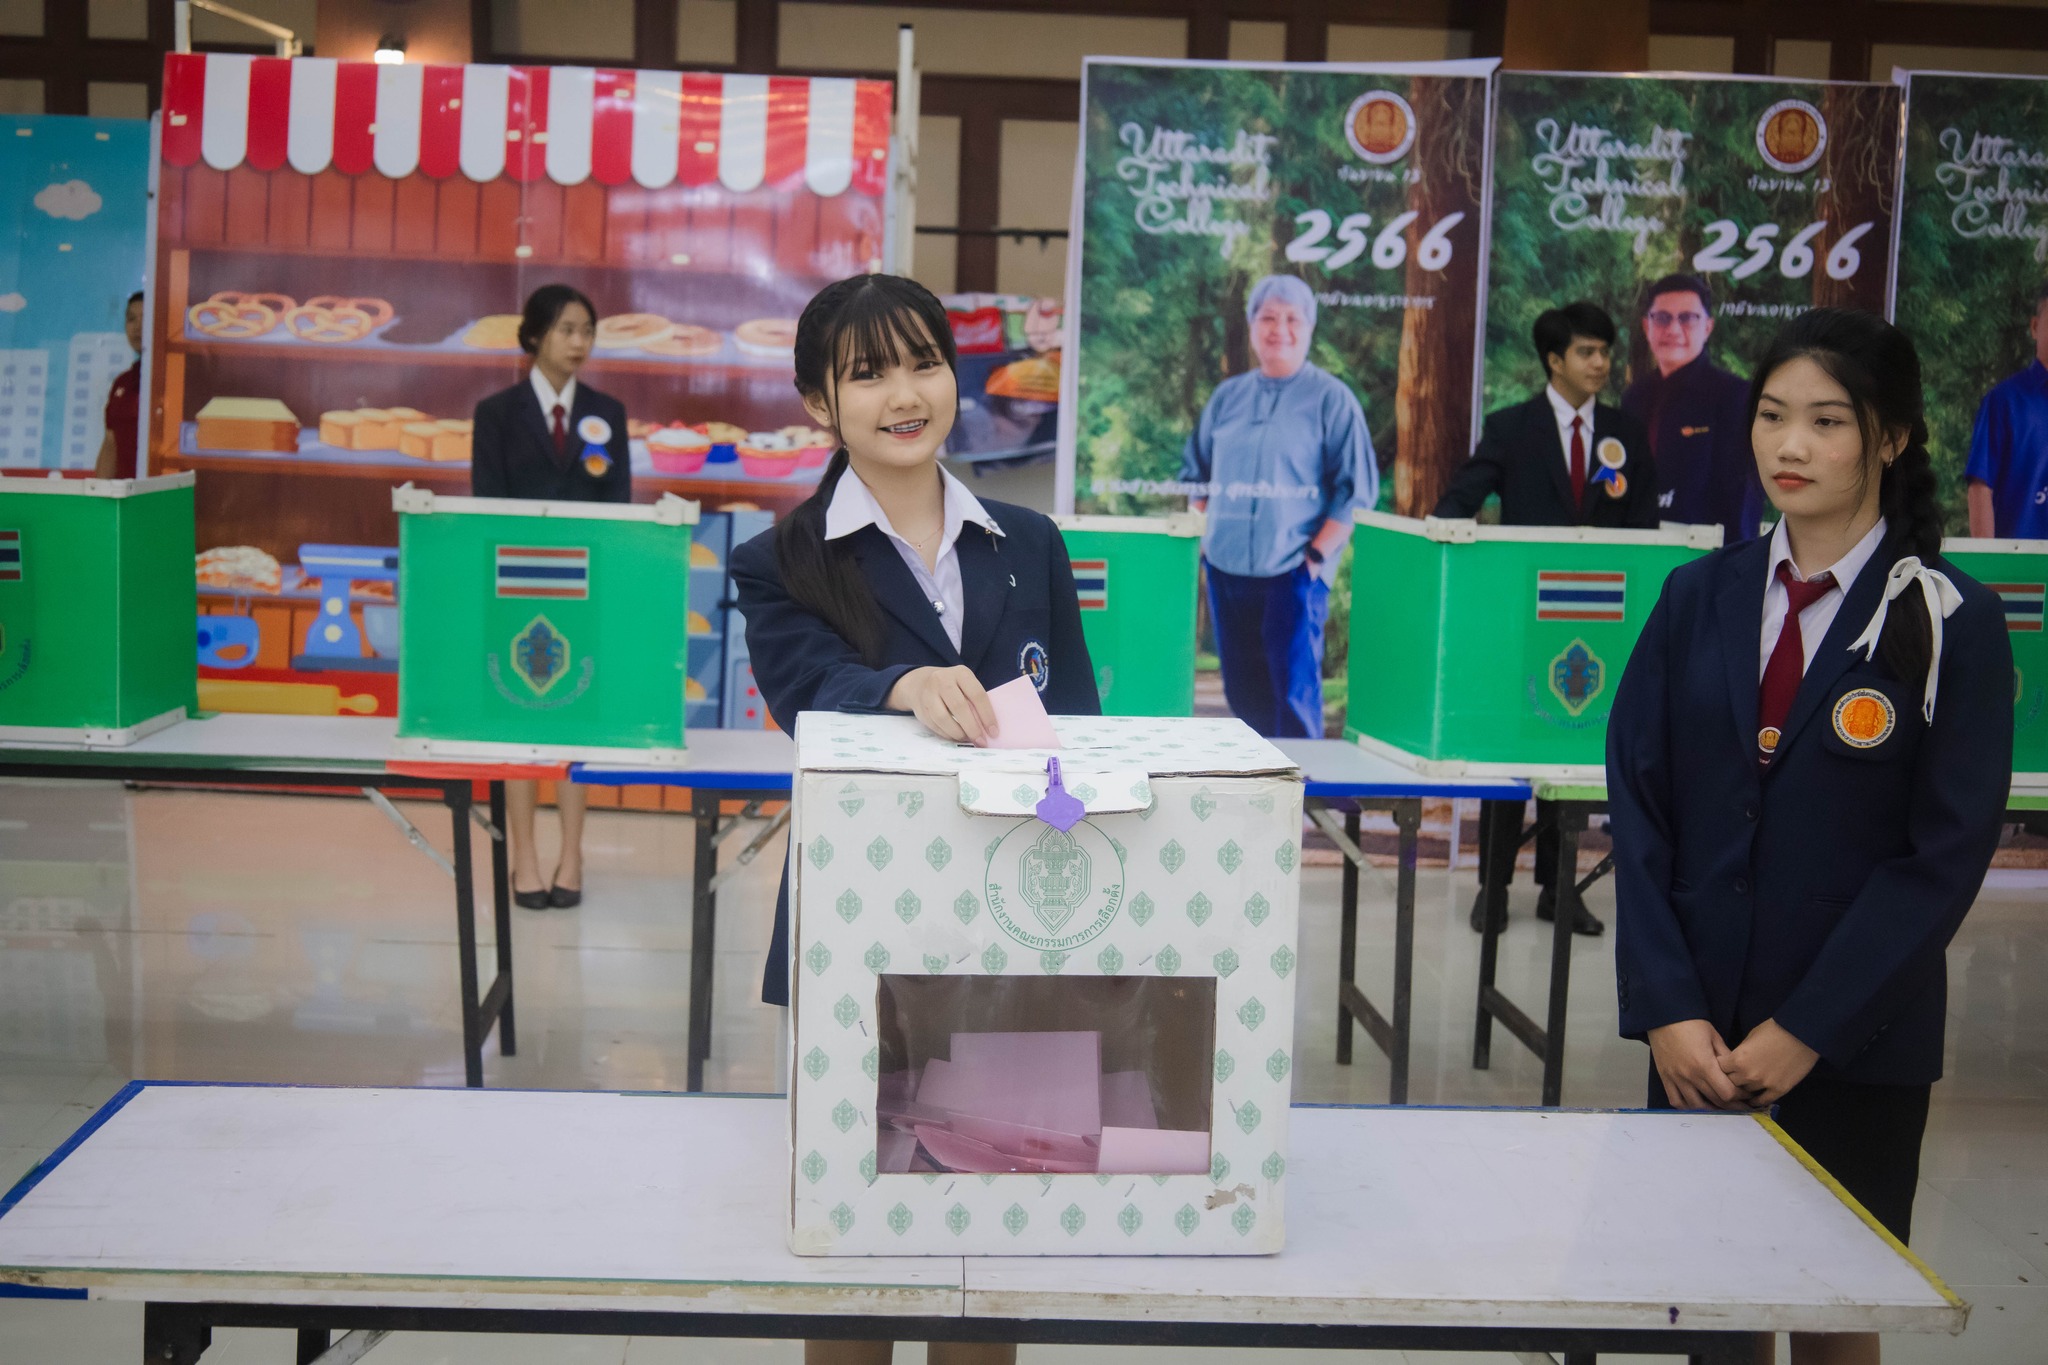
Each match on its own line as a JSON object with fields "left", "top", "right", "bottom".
{"left": 160, "top": 54, "right": 892, "bottom": 197}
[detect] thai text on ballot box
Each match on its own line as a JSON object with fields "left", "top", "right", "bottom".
{"left": 1055, "top": 512, "right": 1203, "bottom": 717}
{"left": 0, "top": 473, "right": 197, "bottom": 746}
{"left": 787, "top": 713, "right": 1303, "bottom": 1256}
{"left": 1344, "top": 510, "right": 1720, "bottom": 774}
{"left": 393, "top": 485, "right": 699, "bottom": 763}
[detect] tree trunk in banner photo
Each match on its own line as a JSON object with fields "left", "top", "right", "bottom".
{"left": 1394, "top": 77, "right": 1486, "bottom": 517}
{"left": 1812, "top": 84, "right": 1899, "bottom": 313}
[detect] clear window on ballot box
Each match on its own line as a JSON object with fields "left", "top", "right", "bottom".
{"left": 873, "top": 975, "right": 1216, "bottom": 1176}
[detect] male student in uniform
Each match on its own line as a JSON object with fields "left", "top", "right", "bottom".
{"left": 1435, "top": 301, "right": 1658, "bottom": 936}
{"left": 1620, "top": 273, "right": 1761, "bottom": 545}
{"left": 1966, "top": 281, "right": 2048, "bottom": 539}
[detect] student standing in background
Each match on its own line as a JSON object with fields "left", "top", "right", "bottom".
{"left": 1965, "top": 282, "right": 2048, "bottom": 539}
{"left": 92, "top": 291, "right": 143, "bottom": 480}
{"left": 1621, "top": 273, "right": 1762, "bottom": 546}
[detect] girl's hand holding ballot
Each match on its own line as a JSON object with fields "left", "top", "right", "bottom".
{"left": 888, "top": 664, "right": 997, "bottom": 745}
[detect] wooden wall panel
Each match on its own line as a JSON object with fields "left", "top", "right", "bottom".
{"left": 351, "top": 175, "right": 395, "bottom": 254}
{"left": 478, "top": 178, "right": 523, "bottom": 259}
{"left": 815, "top": 193, "right": 880, "bottom": 279}
{"left": 774, "top": 193, "right": 820, "bottom": 282}
{"left": 268, "top": 170, "right": 311, "bottom": 250}
{"left": 730, "top": 196, "right": 773, "bottom": 277}
{"left": 393, "top": 176, "right": 439, "bottom": 254}
{"left": 684, "top": 196, "right": 732, "bottom": 273}
{"left": 603, "top": 184, "right": 648, "bottom": 267}
{"left": 562, "top": 182, "right": 608, "bottom": 264}
{"left": 158, "top": 165, "right": 187, "bottom": 248}
{"left": 523, "top": 181, "right": 564, "bottom": 262}
{"left": 184, "top": 166, "right": 227, "bottom": 246}
{"left": 223, "top": 168, "right": 270, "bottom": 247}
{"left": 437, "top": 178, "right": 480, "bottom": 257}
{"left": 309, "top": 172, "right": 353, "bottom": 252}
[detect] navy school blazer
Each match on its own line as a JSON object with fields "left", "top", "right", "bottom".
{"left": 1606, "top": 530, "right": 2013, "bottom": 1085}
{"left": 730, "top": 498, "right": 1103, "bottom": 1005}
{"left": 470, "top": 379, "right": 632, "bottom": 504}
{"left": 1432, "top": 392, "right": 1661, "bottom": 529}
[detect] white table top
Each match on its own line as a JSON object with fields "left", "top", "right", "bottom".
{"left": 0, "top": 1085, "right": 1962, "bottom": 1336}
{"left": 0, "top": 713, "right": 401, "bottom": 771}
{"left": 1273, "top": 739, "right": 1531, "bottom": 800}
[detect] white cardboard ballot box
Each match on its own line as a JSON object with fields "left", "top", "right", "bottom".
{"left": 788, "top": 713, "right": 1303, "bottom": 1256}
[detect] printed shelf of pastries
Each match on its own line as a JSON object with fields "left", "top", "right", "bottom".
{"left": 195, "top": 545, "right": 393, "bottom": 604}
{"left": 466, "top": 312, "right": 799, "bottom": 371}
{"left": 181, "top": 399, "right": 471, "bottom": 463}
{"left": 185, "top": 291, "right": 397, "bottom": 346}
{"left": 631, "top": 420, "right": 833, "bottom": 480}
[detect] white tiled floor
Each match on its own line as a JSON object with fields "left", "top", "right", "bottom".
{"left": 1, "top": 781, "right": 2042, "bottom": 1363}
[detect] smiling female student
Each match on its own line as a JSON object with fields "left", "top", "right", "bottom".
{"left": 1607, "top": 308, "right": 2012, "bottom": 1365}
{"left": 731, "top": 273, "right": 1097, "bottom": 1365}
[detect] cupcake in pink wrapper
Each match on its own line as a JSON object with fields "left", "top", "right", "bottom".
{"left": 648, "top": 424, "right": 712, "bottom": 474}
{"left": 781, "top": 424, "right": 835, "bottom": 468}
{"left": 738, "top": 430, "right": 802, "bottom": 479}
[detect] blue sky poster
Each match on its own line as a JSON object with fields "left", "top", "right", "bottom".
{"left": 0, "top": 114, "right": 148, "bottom": 470}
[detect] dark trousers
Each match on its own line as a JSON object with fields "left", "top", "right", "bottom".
{"left": 1204, "top": 559, "right": 1328, "bottom": 739}
{"left": 1476, "top": 798, "right": 1563, "bottom": 892}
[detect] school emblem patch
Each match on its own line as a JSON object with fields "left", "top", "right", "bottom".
{"left": 1019, "top": 639, "right": 1050, "bottom": 693}
{"left": 1548, "top": 639, "right": 1605, "bottom": 717}
{"left": 512, "top": 615, "right": 571, "bottom": 695}
{"left": 985, "top": 817, "right": 1125, "bottom": 952}
{"left": 1832, "top": 688, "right": 1895, "bottom": 749}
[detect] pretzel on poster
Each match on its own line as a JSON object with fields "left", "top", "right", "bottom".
{"left": 306, "top": 295, "right": 394, "bottom": 329}
{"left": 283, "top": 303, "right": 376, "bottom": 344}
{"left": 188, "top": 298, "right": 279, "bottom": 339}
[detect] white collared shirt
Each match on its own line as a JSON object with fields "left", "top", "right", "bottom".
{"left": 1545, "top": 383, "right": 1597, "bottom": 477}
{"left": 1759, "top": 516, "right": 1888, "bottom": 678}
{"left": 825, "top": 465, "right": 1004, "bottom": 653}
{"left": 529, "top": 367, "right": 578, "bottom": 433}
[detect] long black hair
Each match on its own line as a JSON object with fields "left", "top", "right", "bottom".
{"left": 774, "top": 273, "right": 958, "bottom": 664}
{"left": 1746, "top": 307, "right": 1942, "bottom": 682}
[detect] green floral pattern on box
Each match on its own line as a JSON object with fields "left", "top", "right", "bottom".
{"left": 1266, "top": 1048, "right": 1291, "bottom": 1082}
{"left": 1217, "top": 840, "right": 1243, "bottom": 873}
{"left": 836, "top": 890, "right": 862, "bottom": 923}
{"left": 1232, "top": 1204, "right": 1256, "bottom": 1237}
{"left": 785, "top": 740, "right": 1302, "bottom": 1256}
{"left": 803, "top": 1047, "right": 830, "bottom": 1081}
{"left": 1262, "top": 1152, "right": 1286, "bottom": 1183}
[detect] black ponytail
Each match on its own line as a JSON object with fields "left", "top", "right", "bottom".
{"left": 1747, "top": 307, "right": 1943, "bottom": 683}
{"left": 774, "top": 273, "right": 958, "bottom": 666}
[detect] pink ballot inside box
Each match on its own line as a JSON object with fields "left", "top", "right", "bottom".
{"left": 976, "top": 675, "right": 1062, "bottom": 750}
{"left": 876, "top": 1030, "right": 1209, "bottom": 1175}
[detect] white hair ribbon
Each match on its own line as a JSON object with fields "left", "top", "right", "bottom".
{"left": 1845, "top": 556, "right": 1963, "bottom": 721}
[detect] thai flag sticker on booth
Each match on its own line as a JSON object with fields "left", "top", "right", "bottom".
{"left": 1536, "top": 570, "right": 1625, "bottom": 622}
{"left": 1990, "top": 582, "right": 2045, "bottom": 633}
{"left": 1073, "top": 558, "right": 1108, "bottom": 610}
{"left": 0, "top": 530, "right": 18, "bottom": 582}
{"left": 495, "top": 545, "right": 589, "bottom": 600}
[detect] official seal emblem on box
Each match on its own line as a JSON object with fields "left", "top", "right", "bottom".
{"left": 985, "top": 817, "right": 1125, "bottom": 952}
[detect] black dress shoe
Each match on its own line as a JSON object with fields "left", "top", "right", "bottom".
{"left": 513, "top": 884, "right": 551, "bottom": 910}
{"left": 548, "top": 884, "right": 582, "bottom": 909}
{"left": 1535, "top": 887, "right": 1606, "bottom": 936}
{"left": 1467, "top": 892, "right": 1507, "bottom": 934}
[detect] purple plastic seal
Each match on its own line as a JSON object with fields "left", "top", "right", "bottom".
{"left": 1034, "top": 756, "right": 1085, "bottom": 832}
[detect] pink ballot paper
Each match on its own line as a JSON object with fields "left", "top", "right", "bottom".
{"left": 976, "top": 675, "right": 1061, "bottom": 749}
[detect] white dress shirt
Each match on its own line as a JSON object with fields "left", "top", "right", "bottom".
{"left": 825, "top": 466, "right": 1004, "bottom": 653}
{"left": 1544, "top": 383, "right": 1597, "bottom": 477}
{"left": 529, "top": 368, "right": 578, "bottom": 434}
{"left": 1758, "top": 516, "right": 1888, "bottom": 679}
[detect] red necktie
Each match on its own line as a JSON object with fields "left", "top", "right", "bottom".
{"left": 1568, "top": 415, "right": 1587, "bottom": 506}
{"left": 1757, "top": 560, "right": 1837, "bottom": 764}
{"left": 551, "top": 402, "right": 568, "bottom": 457}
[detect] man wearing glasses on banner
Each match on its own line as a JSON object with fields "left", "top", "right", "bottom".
{"left": 1620, "top": 273, "right": 1762, "bottom": 546}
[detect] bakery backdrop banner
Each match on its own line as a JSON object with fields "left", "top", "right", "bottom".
{"left": 1485, "top": 72, "right": 1901, "bottom": 544}
{"left": 1057, "top": 58, "right": 1495, "bottom": 522}
{"left": 0, "top": 115, "right": 148, "bottom": 470}
{"left": 1892, "top": 71, "right": 2048, "bottom": 536}
{"left": 152, "top": 54, "right": 889, "bottom": 719}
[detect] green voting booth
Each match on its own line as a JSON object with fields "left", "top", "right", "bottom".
{"left": 0, "top": 473, "right": 197, "bottom": 745}
{"left": 1345, "top": 510, "right": 1720, "bottom": 776}
{"left": 1055, "top": 512, "right": 1202, "bottom": 716}
{"left": 393, "top": 486, "right": 699, "bottom": 763}
{"left": 1941, "top": 537, "right": 2048, "bottom": 777}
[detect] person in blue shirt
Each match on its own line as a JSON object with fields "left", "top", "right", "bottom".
{"left": 1609, "top": 309, "right": 2011, "bottom": 1365}
{"left": 1178, "top": 273, "right": 1377, "bottom": 738}
{"left": 1965, "top": 281, "right": 2048, "bottom": 539}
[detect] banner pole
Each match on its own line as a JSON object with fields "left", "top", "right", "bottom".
{"left": 893, "top": 25, "right": 921, "bottom": 277}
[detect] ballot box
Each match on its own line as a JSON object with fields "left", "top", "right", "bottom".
{"left": 0, "top": 474, "right": 196, "bottom": 745}
{"left": 392, "top": 486, "right": 698, "bottom": 762}
{"left": 1056, "top": 513, "right": 1203, "bottom": 716}
{"left": 788, "top": 712, "right": 1301, "bottom": 1255}
{"left": 1345, "top": 510, "right": 1720, "bottom": 775}
{"left": 1941, "top": 537, "right": 2048, "bottom": 776}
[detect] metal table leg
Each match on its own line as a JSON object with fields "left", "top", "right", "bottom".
{"left": 687, "top": 788, "right": 718, "bottom": 1093}
{"left": 1390, "top": 800, "right": 1418, "bottom": 1105}
{"left": 488, "top": 780, "right": 517, "bottom": 1060}
{"left": 1323, "top": 798, "right": 1418, "bottom": 1105}
{"left": 1335, "top": 804, "right": 1359, "bottom": 1068}
{"left": 1539, "top": 804, "right": 1587, "bottom": 1108}
{"left": 448, "top": 782, "right": 485, "bottom": 1089}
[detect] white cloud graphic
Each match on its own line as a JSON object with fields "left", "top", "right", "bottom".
{"left": 34, "top": 180, "right": 102, "bottom": 221}
{"left": 0, "top": 294, "right": 24, "bottom": 313}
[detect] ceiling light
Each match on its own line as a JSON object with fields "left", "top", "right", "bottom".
{"left": 373, "top": 34, "right": 406, "bottom": 65}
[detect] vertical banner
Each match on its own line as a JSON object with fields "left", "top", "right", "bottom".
{"left": 1893, "top": 72, "right": 2048, "bottom": 536}
{"left": 0, "top": 116, "right": 149, "bottom": 470}
{"left": 1485, "top": 73, "right": 1901, "bottom": 545}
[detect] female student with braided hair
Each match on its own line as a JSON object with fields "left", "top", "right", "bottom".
{"left": 1607, "top": 309, "right": 2012, "bottom": 1365}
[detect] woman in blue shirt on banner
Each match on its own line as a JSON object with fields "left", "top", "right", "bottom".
{"left": 732, "top": 271, "right": 1096, "bottom": 1365}
{"left": 1608, "top": 308, "right": 2011, "bottom": 1365}
{"left": 1178, "top": 273, "right": 1377, "bottom": 738}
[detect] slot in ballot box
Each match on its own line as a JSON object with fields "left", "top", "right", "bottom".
{"left": 392, "top": 486, "right": 699, "bottom": 763}
{"left": 1055, "top": 513, "right": 1203, "bottom": 717}
{"left": 788, "top": 713, "right": 1301, "bottom": 1256}
{"left": 1940, "top": 537, "right": 2048, "bottom": 776}
{"left": 1344, "top": 510, "right": 1720, "bottom": 776}
{"left": 0, "top": 473, "right": 197, "bottom": 745}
